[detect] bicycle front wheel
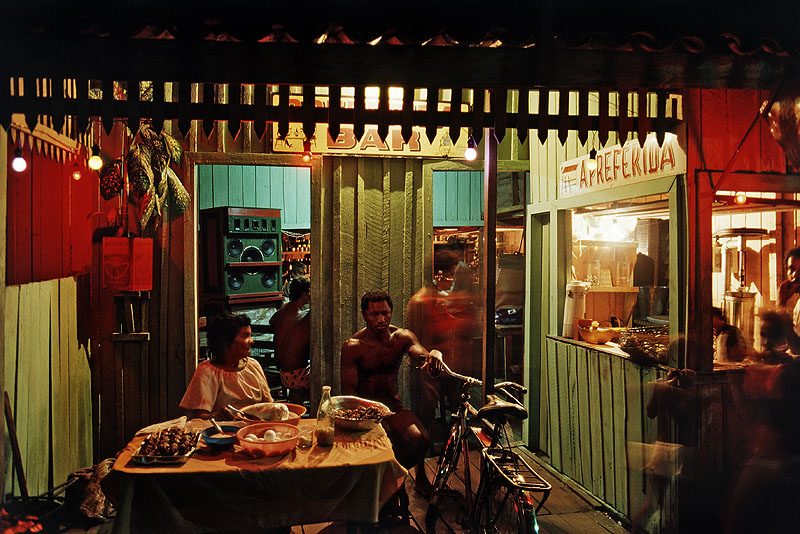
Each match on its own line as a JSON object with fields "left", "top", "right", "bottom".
{"left": 473, "top": 480, "right": 538, "bottom": 534}
{"left": 431, "top": 421, "right": 462, "bottom": 495}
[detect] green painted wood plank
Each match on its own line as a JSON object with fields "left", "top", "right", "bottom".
{"left": 270, "top": 166, "right": 285, "bottom": 211}
{"left": 196, "top": 165, "right": 213, "bottom": 210}
{"left": 610, "top": 357, "right": 628, "bottom": 517}
{"left": 30, "top": 282, "right": 50, "bottom": 494}
{"left": 432, "top": 171, "right": 446, "bottom": 224}
{"left": 624, "top": 360, "right": 646, "bottom": 528}
{"left": 566, "top": 343, "right": 579, "bottom": 481}
{"left": 281, "top": 166, "right": 297, "bottom": 225}
{"left": 445, "top": 171, "right": 458, "bottom": 222}
{"left": 254, "top": 166, "right": 270, "bottom": 208}
{"left": 50, "top": 280, "right": 68, "bottom": 487}
{"left": 556, "top": 341, "right": 571, "bottom": 477}
{"left": 587, "top": 352, "right": 605, "bottom": 499}
{"left": 456, "top": 171, "right": 470, "bottom": 223}
{"left": 227, "top": 165, "right": 244, "bottom": 206}
{"left": 539, "top": 334, "right": 551, "bottom": 455}
{"left": 472, "top": 171, "right": 483, "bottom": 223}
{"left": 576, "top": 346, "right": 592, "bottom": 490}
{"left": 598, "top": 352, "right": 616, "bottom": 507}
{"left": 4, "top": 285, "right": 19, "bottom": 494}
{"left": 388, "top": 159, "right": 406, "bottom": 314}
{"left": 59, "top": 278, "right": 78, "bottom": 479}
{"left": 211, "top": 165, "right": 229, "bottom": 207}
{"left": 296, "top": 167, "right": 312, "bottom": 229}
{"left": 547, "top": 339, "right": 561, "bottom": 470}
{"left": 338, "top": 158, "right": 358, "bottom": 345}
{"left": 241, "top": 165, "right": 256, "bottom": 207}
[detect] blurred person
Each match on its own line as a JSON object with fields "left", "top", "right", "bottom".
{"left": 712, "top": 307, "right": 750, "bottom": 362}
{"left": 180, "top": 313, "right": 273, "bottom": 420}
{"left": 270, "top": 277, "right": 311, "bottom": 403}
{"left": 341, "top": 290, "right": 444, "bottom": 500}
{"left": 777, "top": 246, "right": 800, "bottom": 354}
{"left": 725, "top": 357, "right": 800, "bottom": 533}
{"left": 752, "top": 309, "right": 793, "bottom": 365}
{"left": 405, "top": 279, "right": 462, "bottom": 498}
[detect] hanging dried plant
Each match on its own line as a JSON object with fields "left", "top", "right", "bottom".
{"left": 98, "top": 159, "right": 124, "bottom": 200}
{"left": 127, "top": 144, "right": 153, "bottom": 193}
{"left": 161, "top": 132, "right": 183, "bottom": 165}
{"left": 167, "top": 167, "right": 190, "bottom": 214}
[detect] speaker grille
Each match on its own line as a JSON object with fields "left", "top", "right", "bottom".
{"left": 261, "top": 270, "right": 279, "bottom": 289}
{"left": 227, "top": 272, "right": 244, "bottom": 290}
{"left": 261, "top": 238, "right": 277, "bottom": 257}
{"left": 226, "top": 239, "right": 243, "bottom": 258}
{"left": 240, "top": 246, "right": 264, "bottom": 263}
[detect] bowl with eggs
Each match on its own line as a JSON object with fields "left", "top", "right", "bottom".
{"left": 236, "top": 422, "right": 300, "bottom": 458}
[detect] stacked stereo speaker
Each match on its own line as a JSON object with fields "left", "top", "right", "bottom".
{"left": 200, "top": 207, "right": 282, "bottom": 302}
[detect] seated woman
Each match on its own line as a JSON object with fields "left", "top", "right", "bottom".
{"left": 180, "top": 312, "right": 273, "bottom": 420}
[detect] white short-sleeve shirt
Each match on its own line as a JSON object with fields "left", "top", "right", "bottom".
{"left": 179, "top": 357, "right": 273, "bottom": 415}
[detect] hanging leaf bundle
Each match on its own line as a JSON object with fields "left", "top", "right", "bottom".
{"left": 99, "top": 159, "right": 124, "bottom": 200}
{"left": 124, "top": 124, "right": 191, "bottom": 232}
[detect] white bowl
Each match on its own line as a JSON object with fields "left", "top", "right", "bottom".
{"left": 330, "top": 396, "right": 392, "bottom": 431}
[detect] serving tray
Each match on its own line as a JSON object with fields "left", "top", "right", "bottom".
{"left": 131, "top": 433, "right": 201, "bottom": 465}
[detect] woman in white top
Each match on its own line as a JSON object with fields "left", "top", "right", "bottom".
{"left": 180, "top": 312, "right": 273, "bottom": 420}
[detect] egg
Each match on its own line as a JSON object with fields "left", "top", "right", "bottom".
{"left": 245, "top": 433, "right": 258, "bottom": 442}
{"left": 262, "top": 429, "right": 277, "bottom": 442}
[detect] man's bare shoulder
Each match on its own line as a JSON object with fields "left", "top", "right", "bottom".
{"left": 342, "top": 328, "right": 367, "bottom": 351}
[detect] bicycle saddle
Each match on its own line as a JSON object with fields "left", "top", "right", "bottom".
{"left": 477, "top": 394, "right": 528, "bottom": 422}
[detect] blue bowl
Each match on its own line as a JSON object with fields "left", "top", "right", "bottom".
{"left": 201, "top": 424, "right": 239, "bottom": 446}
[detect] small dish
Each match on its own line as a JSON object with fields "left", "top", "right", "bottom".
{"left": 201, "top": 424, "right": 239, "bottom": 447}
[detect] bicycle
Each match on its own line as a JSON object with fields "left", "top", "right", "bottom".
{"left": 425, "top": 361, "right": 551, "bottom": 534}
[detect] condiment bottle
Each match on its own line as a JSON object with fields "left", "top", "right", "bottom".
{"left": 315, "top": 385, "right": 335, "bottom": 447}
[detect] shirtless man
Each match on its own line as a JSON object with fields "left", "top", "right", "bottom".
{"left": 270, "top": 277, "right": 311, "bottom": 403}
{"left": 341, "top": 289, "right": 444, "bottom": 498}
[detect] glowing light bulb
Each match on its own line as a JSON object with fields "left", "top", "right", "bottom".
{"left": 734, "top": 192, "right": 747, "bottom": 205}
{"left": 464, "top": 137, "right": 477, "bottom": 161}
{"left": 587, "top": 148, "right": 597, "bottom": 172}
{"left": 88, "top": 144, "right": 103, "bottom": 171}
{"left": 301, "top": 139, "right": 312, "bottom": 162}
{"left": 11, "top": 148, "right": 27, "bottom": 172}
{"left": 72, "top": 163, "right": 82, "bottom": 181}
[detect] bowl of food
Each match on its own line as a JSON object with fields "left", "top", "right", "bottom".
{"left": 237, "top": 402, "right": 306, "bottom": 425}
{"left": 201, "top": 424, "right": 239, "bottom": 447}
{"left": 236, "top": 422, "right": 300, "bottom": 458}
{"left": 132, "top": 427, "right": 201, "bottom": 464}
{"left": 330, "top": 396, "right": 392, "bottom": 431}
{"left": 576, "top": 320, "right": 615, "bottom": 344}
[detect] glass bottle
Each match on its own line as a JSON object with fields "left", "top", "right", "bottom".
{"left": 315, "top": 385, "right": 335, "bottom": 447}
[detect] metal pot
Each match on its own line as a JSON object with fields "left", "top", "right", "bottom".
{"left": 637, "top": 286, "right": 669, "bottom": 318}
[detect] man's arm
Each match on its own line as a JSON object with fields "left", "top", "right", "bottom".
{"left": 401, "top": 329, "right": 444, "bottom": 374}
{"left": 340, "top": 340, "right": 360, "bottom": 395}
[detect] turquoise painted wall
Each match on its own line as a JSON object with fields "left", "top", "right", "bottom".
{"left": 197, "top": 164, "right": 312, "bottom": 229}
{"left": 432, "top": 170, "right": 484, "bottom": 227}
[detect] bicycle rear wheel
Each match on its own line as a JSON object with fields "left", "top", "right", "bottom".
{"left": 473, "top": 479, "right": 538, "bottom": 534}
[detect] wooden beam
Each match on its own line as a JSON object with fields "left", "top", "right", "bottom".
{"left": 1, "top": 36, "right": 789, "bottom": 90}
{"left": 704, "top": 171, "right": 800, "bottom": 193}
{"left": 482, "top": 125, "right": 497, "bottom": 397}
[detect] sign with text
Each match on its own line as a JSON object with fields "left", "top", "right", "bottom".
{"left": 559, "top": 133, "right": 686, "bottom": 198}
{"left": 273, "top": 123, "right": 468, "bottom": 158}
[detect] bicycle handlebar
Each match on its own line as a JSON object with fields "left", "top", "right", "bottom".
{"left": 494, "top": 381, "right": 527, "bottom": 395}
{"left": 435, "top": 360, "right": 483, "bottom": 387}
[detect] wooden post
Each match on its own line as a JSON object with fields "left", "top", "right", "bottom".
{"left": 0, "top": 126, "right": 7, "bottom": 500}
{"left": 482, "top": 124, "right": 497, "bottom": 397}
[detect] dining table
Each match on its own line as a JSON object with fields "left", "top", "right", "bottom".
{"left": 102, "top": 418, "right": 407, "bottom": 533}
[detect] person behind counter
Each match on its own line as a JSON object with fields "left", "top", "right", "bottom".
{"left": 180, "top": 312, "right": 273, "bottom": 420}
{"left": 341, "top": 290, "right": 444, "bottom": 498}
{"left": 271, "top": 277, "right": 311, "bottom": 404}
{"left": 712, "top": 307, "right": 750, "bottom": 362}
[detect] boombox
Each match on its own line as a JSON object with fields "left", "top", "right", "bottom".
{"left": 200, "top": 207, "right": 283, "bottom": 298}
